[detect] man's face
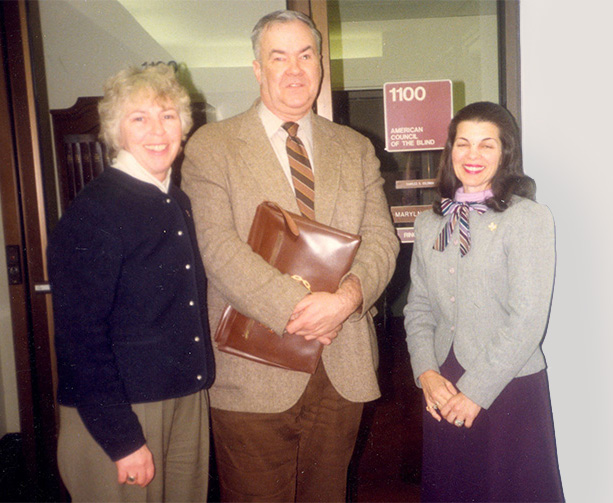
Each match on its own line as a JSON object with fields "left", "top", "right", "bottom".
{"left": 253, "top": 20, "right": 322, "bottom": 122}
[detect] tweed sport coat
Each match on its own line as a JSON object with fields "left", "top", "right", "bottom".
{"left": 182, "top": 102, "right": 399, "bottom": 413}
{"left": 404, "top": 196, "right": 556, "bottom": 409}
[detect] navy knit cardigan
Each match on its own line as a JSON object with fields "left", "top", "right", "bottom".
{"left": 47, "top": 168, "right": 215, "bottom": 461}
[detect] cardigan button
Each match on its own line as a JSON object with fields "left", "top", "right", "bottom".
{"left": 449, "top": 267, "right": 455, "bottom": 274}
{"left": 196, "top": 374, "right": 203, "bottom": 381}
{"left": 185, "top": 264, "right": 191, "bottom": 270}
{"left": 189, "top": 300, "right": 195, "bottom": 306}
{"left": 194, "top": 336, "right": 200, "bottom": 342}
{"left": 165, "top": 198, "right": 171, "bottom": 204}
{"left": 177, "top": 230, "right": 184, "bottom": 236}
{"left": 450, "top": 296, "right": 456, "bottom": 303}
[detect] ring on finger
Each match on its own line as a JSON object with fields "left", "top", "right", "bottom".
{"left": 127, "top": 475, "right": 136, "bottom": 483}
{"left": 454, "top": 419, "right": 464, "bottom": 427}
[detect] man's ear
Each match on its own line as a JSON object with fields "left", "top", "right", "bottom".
{"left": 253, "top": 60, "right": 262, "bottom": 84}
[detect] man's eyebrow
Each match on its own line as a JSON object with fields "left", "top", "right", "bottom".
{"left": 268, "top": 45, "right": 314, "bottom": 56}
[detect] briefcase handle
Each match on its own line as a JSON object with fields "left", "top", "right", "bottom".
{"left": 262, "top": 201, "right": 300, "bottom": 237}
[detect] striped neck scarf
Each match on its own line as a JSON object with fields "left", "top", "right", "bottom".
{"left": 433, "top": 198, "right": 489, "bottom": 257}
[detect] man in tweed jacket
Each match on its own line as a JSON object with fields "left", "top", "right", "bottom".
{"left": 181, "top": 9, "right": 398, "bottom": 502}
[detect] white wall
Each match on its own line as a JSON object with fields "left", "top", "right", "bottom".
{"left": 520, "top": 1, "right": 613, "bottom": 501}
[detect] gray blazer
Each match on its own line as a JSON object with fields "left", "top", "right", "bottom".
{"left": 181, "top": 102, "right": 399, "bottom": 413}
{"left": 404, "top": 196, "right": 555, "bottom": 409}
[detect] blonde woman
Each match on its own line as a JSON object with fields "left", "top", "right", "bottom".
{"left": 48, "top": 64, "right": 214, "bottom": 502}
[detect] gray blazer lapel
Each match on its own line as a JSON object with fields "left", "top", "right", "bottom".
{"left": 312, "top": 117, "right": 341, "bottom": 226}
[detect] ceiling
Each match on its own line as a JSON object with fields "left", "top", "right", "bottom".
{"left": 117, "top": 0, "right": 496, "bottom": 67}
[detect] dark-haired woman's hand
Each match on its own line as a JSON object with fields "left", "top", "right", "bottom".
{"left": 440, "top": 392, "right": 482, "bottom": 428}
{"left": 419, "top": 370, "right": 458, "bottom": 422}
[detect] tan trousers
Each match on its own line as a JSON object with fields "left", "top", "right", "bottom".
{"left": 211, "top": 362, "right": 364, "bottom": 502}
{"left": 57, "top": 390, "right": 210, "bottom": 502}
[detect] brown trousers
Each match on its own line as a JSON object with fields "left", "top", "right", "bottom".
{"left": 211, "top": 362, "right": 364, "bottom": 502}
{"left": 58, "top": 390, "right": 210, "bottom": 502}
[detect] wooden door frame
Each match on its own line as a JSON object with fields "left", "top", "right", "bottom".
{"left": 0, "top": 1, "right": 36, "bottom": 475}
{"left": 0, "top": 0, "right": 62, "bottom": 499}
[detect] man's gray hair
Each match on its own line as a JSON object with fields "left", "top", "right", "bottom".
{"left": 251, "top": 10, "right": 322, "bottom": 61}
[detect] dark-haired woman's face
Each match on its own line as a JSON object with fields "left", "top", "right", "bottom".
{"left": 452, "top": 120, "right": 501, "bottom": 193}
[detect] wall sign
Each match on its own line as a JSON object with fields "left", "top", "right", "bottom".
{"left": 384, "top": 79, "right": 453, "bottom": 152}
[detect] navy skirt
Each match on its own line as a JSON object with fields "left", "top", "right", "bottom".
{"left": 421, "top": 349, "right": 564, "bottom": 502}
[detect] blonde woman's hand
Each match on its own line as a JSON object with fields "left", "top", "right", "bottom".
{"left": 419, "top": 370, "right": 458, "bottom": 422}
{"left": 115, "top": 444, "right": 155, "bottom": 487}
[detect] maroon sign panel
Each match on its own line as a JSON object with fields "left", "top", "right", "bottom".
{"left": 384, "top": 80, "right": 453, "bottom": 152}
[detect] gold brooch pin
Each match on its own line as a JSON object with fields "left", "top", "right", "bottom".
{"left": 488, "top": 222, "right": 497, "bottom": 231}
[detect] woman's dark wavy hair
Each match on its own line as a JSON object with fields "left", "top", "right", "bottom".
{"left": 433, "top": 101, "right": 536, "bottom": 214}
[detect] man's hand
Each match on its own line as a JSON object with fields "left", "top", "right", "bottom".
{"left": 115, "top": 444, "right": 155, "bottom": 488}
{"left": 285, "top": 274, "right": 362, "bottom": 344}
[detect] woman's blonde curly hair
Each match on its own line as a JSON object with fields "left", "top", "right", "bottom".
{"left": 98, "top": 63, "right": 193, "bottom": 157}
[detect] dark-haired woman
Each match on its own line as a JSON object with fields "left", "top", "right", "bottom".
{"left": 404, "top": 102, "right": 564, "bottom": 502}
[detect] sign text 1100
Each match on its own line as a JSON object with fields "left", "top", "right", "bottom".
{"left": 388, "top": 85, "right": 426, "bottom": 102}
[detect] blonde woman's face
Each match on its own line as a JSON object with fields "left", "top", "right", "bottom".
{"left": 119, "top": 92, "right": 182, "bottom": 181}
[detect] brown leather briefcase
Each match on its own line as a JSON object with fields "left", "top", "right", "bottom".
{"left": 214, "top": 201, "right": 361, "bottom": 374}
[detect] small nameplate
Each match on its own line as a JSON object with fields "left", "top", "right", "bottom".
{"left": 395, "top": 179, "right": 437, "bottom": 190}
{"left": 396, "top": 227, "right": 415, "bottom": 243}
{"left": 390, "top": 205, "right": 432, "bottom": 224}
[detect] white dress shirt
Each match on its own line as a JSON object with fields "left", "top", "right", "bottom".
{"left": 257, "top": 102, "right": 315, "bottom": 188}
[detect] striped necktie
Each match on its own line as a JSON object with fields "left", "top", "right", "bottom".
{"left": 433, "top": 198, "right": 489, "bottom": 257}
{"left": 282, "top": 122, "right": 315, "bottom": 220}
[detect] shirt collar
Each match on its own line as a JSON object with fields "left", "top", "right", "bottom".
{"left": 111, "top": 150, "right": 171, "bottom": 194}
{"left": 257, "top": 101, "right": 313, "bottom": 142}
